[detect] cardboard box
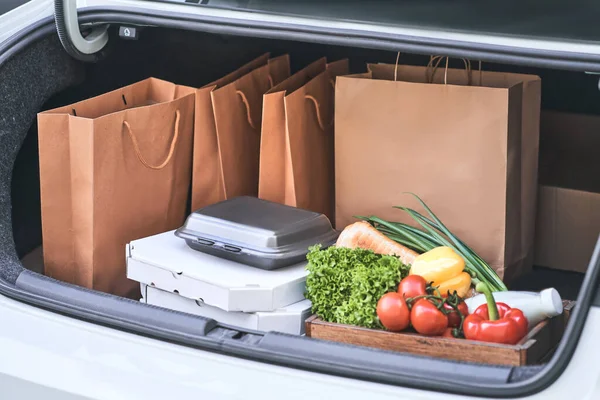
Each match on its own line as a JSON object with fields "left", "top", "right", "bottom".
{"left": 535, "top": 112, "right": 600, "bottom": 273}
{"left": 141, "top": 284, "right": 312, "bottom": 335}
{"left": 126, "top": 230, "right": 308, "bottom": 312}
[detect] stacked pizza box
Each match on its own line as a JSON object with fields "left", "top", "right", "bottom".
{"left": 127, "top": 197, "right": 339, "bottom": 335}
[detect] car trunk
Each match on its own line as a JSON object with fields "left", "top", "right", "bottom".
{"left": 2, "top": 13, "right": 599, "bottom": 397}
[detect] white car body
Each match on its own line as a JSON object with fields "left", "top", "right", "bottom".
{"left": 1, "top": 286, "right": 599, "bottom": 399}
{"left": 1, "top": 1, "right": 599, "bottom": 399}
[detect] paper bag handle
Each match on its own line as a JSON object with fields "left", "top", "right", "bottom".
{"left": 236, "top": 75, "right": 280, "bottom": 130}
{"left": 426, "top": 56, "right": 484, "bottom": 86}
{"left": 122, "top": 110, "right": 181, "bottom": 170}
{"left": 426, "top": 56, "right": 471, "bottom": 85}
{"left": 305, "top": 95, "right": 332, "bottom": 131}
{"left": 394, "top": 52, "right": 401, "bottom": 81}
{"left": 236, "top": 90, "right": 257, "bottom": 130}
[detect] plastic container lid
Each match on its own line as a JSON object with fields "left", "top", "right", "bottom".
{"left": 174, "top": 197, "right": 339, "bottom": 269}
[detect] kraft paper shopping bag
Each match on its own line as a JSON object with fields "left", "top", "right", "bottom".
{"left": 38, "top": 78, "right": 195, "bottom": 297}
{"left": 192, "top": 54, "right": 291, "bottom": 210}
{"left": 335, "top": 60, "right": 536, "bottom": 283}
{"left": 259, "top": 58, "right": 349, "bottom": 221}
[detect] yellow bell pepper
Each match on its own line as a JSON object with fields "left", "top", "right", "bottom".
{"left": 410, "top": 246, "right": 472, "bottom": 298}
{"left": 436, "top": 272, "right": 472, "bottom": 298}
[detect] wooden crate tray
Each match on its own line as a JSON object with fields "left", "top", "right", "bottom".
{"left": 305, "top": 300, "right": 575, "bottom": 366}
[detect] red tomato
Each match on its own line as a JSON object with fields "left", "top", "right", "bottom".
{"left": 376, "top": 293, "right": 410, "bottom": 332}
{"left": 397, "top": 275, "right": 427, "bottom": 299}
{"left": 444, "top": 301, "right": 469, "bottom": 328}
{"left": 410, "top": 299, "right": 448, "bottom": 336}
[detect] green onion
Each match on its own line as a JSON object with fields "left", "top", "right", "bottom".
{"left": 355, "top": 193, "right": 507, "bottom": 292}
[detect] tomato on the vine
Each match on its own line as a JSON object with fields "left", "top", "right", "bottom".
{"left": 397, "top": 275, "right": 427, "bottom": 299}
{"left": 443, "top": 300, "right": 469, "bottom": 328}
{"left": 376, "top": 293, "right": 410, "bottom": 332}
{"left": 410, "top": 299, "right": 448, "bottom": 336}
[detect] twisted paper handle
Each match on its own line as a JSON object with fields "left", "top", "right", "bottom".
{"left": 122, "top": 110, "right": 181, "bottom": 170}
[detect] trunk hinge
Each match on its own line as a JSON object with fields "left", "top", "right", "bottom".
{"left": 54, "top": 0, "right": 109, "bottom": 62}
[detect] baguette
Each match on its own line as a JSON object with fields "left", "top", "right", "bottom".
{"left": 336, "top": 221, "right": 418, "bottom": 265}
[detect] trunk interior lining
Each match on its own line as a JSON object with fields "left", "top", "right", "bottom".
{"left": 3, "top": 34, "right": 83, "bottom": 284}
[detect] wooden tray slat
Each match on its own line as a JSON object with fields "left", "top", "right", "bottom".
{"left": 306, "top": 300, "right": 575, "bottom": 366}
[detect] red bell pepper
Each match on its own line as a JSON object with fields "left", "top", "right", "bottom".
{"left": 463, "top": 283, "right": 528, "bottom": 345}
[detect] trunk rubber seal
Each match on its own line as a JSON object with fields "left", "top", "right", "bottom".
{"left": 4, "top": 6, "right": 600, "bottom": 71}
{"left": 0, "top": 6, "right": 599, "bottom": 398}
{"left": 139, "top": 0, "right": 600, "bottom": 69}
{"left": 76, "top": 6, "right": 600, "bottom": 72}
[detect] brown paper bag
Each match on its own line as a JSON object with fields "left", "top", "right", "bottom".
{"left": 335, "top": 62, "right": 530, "bottom": 282}
{"left": 192, "top": 54, "right": 291, "bottom": 210}
{"left": 259, "top": 58, "right": 349, "bottom": 220}
{"left": 38, "top": 78, "right": 195, "bottom": 297}
{"left": 386, "top": 60, "right": 542, "bottom": 279}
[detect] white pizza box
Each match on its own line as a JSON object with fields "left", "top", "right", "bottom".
{"left": 126, "top": 230, "right": 308, "bottom": 312}
{"left": 141, "top": 284, "right": 312, "bottom": 335}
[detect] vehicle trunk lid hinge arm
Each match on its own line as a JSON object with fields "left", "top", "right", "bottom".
{"left": 54, "top": 0, "right": 109, "bottom": 62}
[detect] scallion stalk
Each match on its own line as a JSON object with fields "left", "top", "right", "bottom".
{"left": 355, "top": 193, "right": 507, "bottom": 292}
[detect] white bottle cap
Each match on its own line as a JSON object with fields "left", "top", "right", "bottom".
{"left": 539, "top": 288, "right": 563, "bottom": 317}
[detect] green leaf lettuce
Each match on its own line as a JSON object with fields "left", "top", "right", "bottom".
{"left": 305, "top": 245, "right": 410, "bottom": 329}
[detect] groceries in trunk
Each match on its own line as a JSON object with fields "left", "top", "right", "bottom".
{"left": 306, "top": 195, "right": 565, "bottom": 345}
{"left": 34, "top": 52, "right": 581, "bottom": 366}
{"left": 304, "top": 196, "right": 571, "bottom": 365}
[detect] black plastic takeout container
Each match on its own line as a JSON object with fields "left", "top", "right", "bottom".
{"left": 175, "top": 197, "right": 339, "bottom": 270}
